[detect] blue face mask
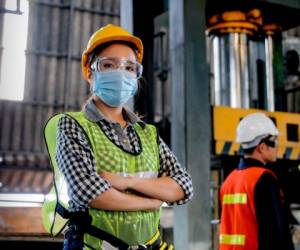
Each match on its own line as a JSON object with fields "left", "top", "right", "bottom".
{"left": 92, "top": 70, "right": 138, "bottom": 107}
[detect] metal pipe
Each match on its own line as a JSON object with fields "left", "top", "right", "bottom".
{"left": 240, "top": 33, "right": 250, "bottom": 108}
{"left": 207, "top": 9, "right": 262, "bottom": 109}
{"left": 212, "top": 36, "right": 221, "bottom": 105}
{"left": 229, "top": 33, "right": 241, "bottom": 108}
{"left": 210, "top": 33, "right": 252, "bottom": 108}
{"left": 220, "top": 36, "right": 230, "bottom": 106}
{"left": 265, "top": 35, "right": 275, "bottom": 111}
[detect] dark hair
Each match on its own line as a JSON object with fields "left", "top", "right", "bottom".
{"left": 243, "top": 147, "right": 256, "bottom": 155}
{"left": 88, "top": 41, "right": 139, "bottom": 68}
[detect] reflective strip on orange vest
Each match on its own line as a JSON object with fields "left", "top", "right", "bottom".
{"left": 223, "top": 193, "right": 247, "bottom": 204}
{"left": 219, "top": 234, "right": 246, "bottom": 245}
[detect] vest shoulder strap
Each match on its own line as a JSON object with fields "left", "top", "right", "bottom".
{"left": 135, "top": 123, "right": 159, "bottom": 144}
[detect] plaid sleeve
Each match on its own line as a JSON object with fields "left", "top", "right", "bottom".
{"left": 158, "top": 137, "right": 193, "bottom": 205}
{"left": 55, "top": 115, "right": 111, "bottom": 211}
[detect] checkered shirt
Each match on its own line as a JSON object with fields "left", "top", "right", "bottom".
{"left": 55, "top": 100, "right": 193, "bottom": 211}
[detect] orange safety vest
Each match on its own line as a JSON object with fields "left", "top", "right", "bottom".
{"left": 219, "top": 167, "right": 277, "bottom": 250}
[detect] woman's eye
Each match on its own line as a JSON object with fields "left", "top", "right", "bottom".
{"left": 101, "top": 62, "right": 115, "bottom": 70}
{"left": 125, "top": 65, "right": 136, "bottom": 72}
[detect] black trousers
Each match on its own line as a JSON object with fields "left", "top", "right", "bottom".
{"left": 63, "top": 225, "right": 84, "bottom": 250}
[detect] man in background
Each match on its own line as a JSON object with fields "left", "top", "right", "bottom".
{"left": 219, "top": 112, "right": 294, "bottom": 250}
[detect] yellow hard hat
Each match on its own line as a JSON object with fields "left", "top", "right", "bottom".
{"left": 81, "top": 24, "right": 144, "bottom": 80}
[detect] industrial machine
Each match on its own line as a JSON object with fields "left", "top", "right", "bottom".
{"left": 205, "top": 0, "right": 300, "bottom": 248}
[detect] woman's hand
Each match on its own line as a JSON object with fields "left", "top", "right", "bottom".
{"left": 100, "top": 171, "right": 131, "bottom": 191}
{"left": 89, "top": 187, "right": 163, "bottom": 211}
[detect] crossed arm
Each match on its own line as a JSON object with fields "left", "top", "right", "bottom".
{"left": 90, "top": 138, "right": 190, "bottom": 212}
{"left": 99, "top": 172, "right": 185, "bottom": 202}
{"left": 89, "top": 172, "right": 185, "bottom": 211}
{"left": 89, "top": 186, "right": 164, "bottom": 211}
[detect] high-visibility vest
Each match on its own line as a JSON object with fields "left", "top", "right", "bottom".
{"left": 42, "top": 112, "right": 161, "bottom": 249}
{"left": 219, "top": 167, "right": 277, "bottom": 250}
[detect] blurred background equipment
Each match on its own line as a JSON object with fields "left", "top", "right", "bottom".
{"left": 206, "top": 1, "right": 300, "bottom": 249}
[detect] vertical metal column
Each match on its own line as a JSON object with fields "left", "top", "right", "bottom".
{"left": 240, "top": 33, "right": 250, "bottom": 108}
{"left": 212, "top": 37, "right": 221, "bottom": 105}
{"left": 263, "top": 23, "right": 283, "bottom": 112}
{"left": 210, "top": 33, "right": 251, "bottom": 108}
{"left": 170, "top": 0, "right": 211, "bottom": 249}
{"left": 229, "top": 33, "right": 242, "bottom": 107}
{"left": 265, "top": 35, "right": 275, "bottom": 111}
{"left": 207, "top": 9, "right": 261, "bottom": 109}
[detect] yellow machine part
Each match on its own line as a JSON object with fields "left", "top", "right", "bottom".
{"left": 213, "top": 106, "right": 300, "bottom": 160}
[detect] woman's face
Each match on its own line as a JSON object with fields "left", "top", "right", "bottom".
{"left": 88, "top": 43, "right": 139, "bottom": 107}
{"left": 87, "top": 43, "right": 137, "bottom": 84}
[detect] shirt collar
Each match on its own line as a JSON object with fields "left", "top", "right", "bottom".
{"left": 83, "top": 98, "right": 145, "bottom": 128}
{"left": 238, "top": 157, "right": 265, "bottom": 170}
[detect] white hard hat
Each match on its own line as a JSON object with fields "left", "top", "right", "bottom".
{"left": 236, "top": 112, "right": 279, "bottom": 149}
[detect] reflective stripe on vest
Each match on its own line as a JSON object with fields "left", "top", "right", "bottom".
{"left": 219, "top": 234, "right": 246, "bottom": 245}
{"left": 223, "top": 193, "right": 247, "bottom": 204}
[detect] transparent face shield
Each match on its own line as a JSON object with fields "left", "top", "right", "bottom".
{"left": 91, "top": 57, "right": 143, "bottom": 79}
